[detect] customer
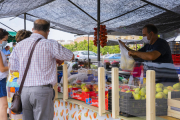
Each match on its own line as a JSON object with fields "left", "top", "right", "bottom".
{"left": 0, "top": 28, "right": 9, "bottom": 120}
{"left": 7, "top": 30, "right": 32, "bottom": 120}
{"left": 12, "top": 42, "right": 16, "bottom": 50}
{"left": 9, "top": 19, "right": 74, "bottom": 120}
{"left": 2, "top": 46, "right": 11, "bottom": 56}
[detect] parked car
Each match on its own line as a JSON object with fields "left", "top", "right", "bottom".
{"left": 73, "top": 51, "right": 102, "bottom": 62}
{"left": 103, "top": 54, "right": 121, "bottom": 63}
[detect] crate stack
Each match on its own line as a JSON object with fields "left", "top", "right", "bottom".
{"left": 108, "top": 89, "right": 167, "bottom": 117}
{"left": 169, "top": 41, "right": 180, "bottom": 65}
{"left": 169, "top": 41, "right": 180, "bottom": 74}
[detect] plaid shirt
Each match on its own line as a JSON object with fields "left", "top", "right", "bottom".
{"left": 9, "top": 33, "right": 73, "bottom": 86}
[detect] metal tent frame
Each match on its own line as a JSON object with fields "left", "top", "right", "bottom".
{"left": 1, "top": 0, "right": 180, "bottom": 66}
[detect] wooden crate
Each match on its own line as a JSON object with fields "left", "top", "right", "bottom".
{"left": 168, "top": 92, "right": 180, "bottom": 119}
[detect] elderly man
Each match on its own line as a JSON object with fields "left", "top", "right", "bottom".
{"left": 9, "top": 19, "right": 74, "bottom": 120}
{"left": 2, "top": 46, "right": 11, "bottom": 56}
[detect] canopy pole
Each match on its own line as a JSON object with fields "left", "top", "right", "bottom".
{"left": 88, "top": 34, "right": 90, "bottom": 68}
{"left": 24, "top": 13, "right": 26, "bottom": 30}
{"left": 97, "top": 0, "right": 101, "bottom": 67}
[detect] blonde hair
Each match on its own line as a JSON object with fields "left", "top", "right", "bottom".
{"left": 15, "top": 30, "right": 32, "bottom": 43}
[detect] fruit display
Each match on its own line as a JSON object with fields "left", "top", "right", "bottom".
{"left": 93, "top": 25, "right": 107, "bottom": 47}
{"left": 118, "top": 83, "right": 180, "bottom": 100}
{"left": 67, "top": 82, "right": 109, "bottom": 110}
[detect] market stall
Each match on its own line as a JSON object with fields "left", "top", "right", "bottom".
{"left": 1, "top": 0, "right": 180, "bottom": 120}
{"left": 54, "top": 63, "right": 180, "bottom": 120}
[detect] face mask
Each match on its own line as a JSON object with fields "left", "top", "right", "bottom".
{"left": 142, "top": 36, "right": 150, "bottom": 44}
{"left": 0, "top": 41, "right": 7, "bottom": 50}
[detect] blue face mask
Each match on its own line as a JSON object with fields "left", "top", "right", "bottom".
{"left": 0, "top": 41, "right": 8, "bottom": 50}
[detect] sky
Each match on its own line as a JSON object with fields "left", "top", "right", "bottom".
{"left": 0, "top": 17, "right": 75, "bottom": 47}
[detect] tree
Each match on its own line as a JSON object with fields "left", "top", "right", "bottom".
{"left": 63, "top": 40, "right": 120, "bottom": 55}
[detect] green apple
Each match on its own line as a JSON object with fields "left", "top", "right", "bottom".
{"left": 156, "top": 83, "right": 163, "bottom": 88}
{"left": 159, "top": 92, "right": 166, "bottom": 99}
{"left": 173, "top": 83, "right": 180, "bottom": 90}
{"left": 155, "top": 93, "right": 163, "bottom": 99}
{"left": 163, "top": 89, "right": 169, "bottom": 95}
{"left": 141, "top": 97, "right": 146, "bottom": 100}
{"left": 156, "top": 87, "right": 163, "bottom": 93}
{"left": 140, "top": 88, "right": 146, "bottom": 97}
{"left": 134, "top": 94, "right": 141, "bottom": 100}
{"left": 135, "top": 88, "right": 140, "bottom": 94}
{"left": 167, "top": 86, "right": 174, "bottom": 91}
{"left": 81, "top": 83, "right": 86, "bottom": 89}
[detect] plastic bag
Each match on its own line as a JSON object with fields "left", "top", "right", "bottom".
{"left": 119, "top": 42, "right": 135, "bottom": 71}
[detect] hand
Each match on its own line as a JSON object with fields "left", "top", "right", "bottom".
{"left": 118, "top": 40, "right": 125, "bottom": 47}
{"left": 128, "top": 51, "right": 136, "bottom": 56}
{"left": 56, "top": 59, "right": 64, "bottom": 66}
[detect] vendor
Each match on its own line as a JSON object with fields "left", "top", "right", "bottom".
{"left": 119, "top": 24, "right": 173, "bottom": 63}
{"left": 119, "top": 24, "right": 179, "bottom": 84}
{"left": 2, "top": 46, "right": 11, "bottom": 57}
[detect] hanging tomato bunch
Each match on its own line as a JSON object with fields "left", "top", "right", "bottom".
{"left": 93, "top": 25, "right": 107, "bottom": 47}
{"left": 93, "top": 28, "right": 97, "bottom": 47}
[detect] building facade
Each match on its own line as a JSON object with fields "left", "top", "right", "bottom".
{"left": 74, "top": 36, "right": 94, "bottom": 43}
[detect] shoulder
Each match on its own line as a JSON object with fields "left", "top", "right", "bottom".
{"left": 40, "top": 39, "right": 61, "bottom": 47}
{"left": 157, "top": 38, "right": 168, "bottom": 44}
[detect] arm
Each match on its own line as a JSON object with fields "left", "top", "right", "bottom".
{"left": 53, "top": 41, "right": 74, "bottom": 62}
{"left": 118, "top": 40, "right": 139, "bottom": 58}
{"left": 56, "top": 54, "right": 74, "bottom": 66}
{"left": 118, "top": 40, "right": 134, "bottom": 51}
{"left": 0, "top": 52, "right": 8, "bottom": 72}
{"left": 5, "top": 54, "right": 10, "bottom": 56}
{"left": 128, "top": 50, "right": 161, "bottom": 61}
{"left": 9, "top": 47, "right": 19, "bottom": 73}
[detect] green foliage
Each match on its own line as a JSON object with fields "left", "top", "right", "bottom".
{"left": 10, "top": 47, "right": 13, "bottom": 52}
{"left": 63, "top": 40, "right": 120, "bottom": 55}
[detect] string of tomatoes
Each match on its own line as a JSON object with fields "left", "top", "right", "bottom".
{"left": 93, "top": 25, "right": 107, "bottom": 48}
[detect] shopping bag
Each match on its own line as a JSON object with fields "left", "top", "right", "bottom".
{"left": 119, "top": 42, "right": 135, "bottom": 71}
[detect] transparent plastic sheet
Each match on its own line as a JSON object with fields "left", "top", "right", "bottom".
{"left": 119, "top": 42, "right": 135, "bottom": 71}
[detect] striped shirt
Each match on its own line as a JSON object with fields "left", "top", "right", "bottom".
{"left": 9, "top": 33, "right": 73, "bottom": 86}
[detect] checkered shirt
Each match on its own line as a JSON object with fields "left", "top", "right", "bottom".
{"left": 9, "top": 33, "right": 73, "bottom": 86}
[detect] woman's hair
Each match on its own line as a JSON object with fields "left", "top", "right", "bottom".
{"left": 15, "top": 30, "right": 32, "bottom": 43}
{"left": 0, "top": 28, "right": 9, "bottom": 40}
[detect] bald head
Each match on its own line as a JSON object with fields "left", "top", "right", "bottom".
{"left": 33, "top": 19, "right": 50, "bottom": 39}
{"left": 33, "top": 19, "right": 50, "bottom": 32}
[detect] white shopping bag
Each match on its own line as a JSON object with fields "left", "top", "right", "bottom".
{"left": 119, "top": 42, "right": 135, "bottom": 71}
